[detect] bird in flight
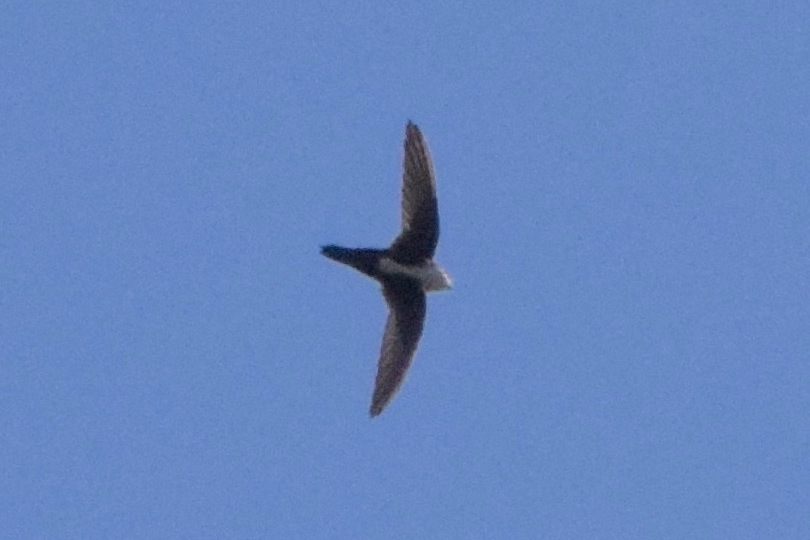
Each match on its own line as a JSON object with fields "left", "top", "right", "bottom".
{"left": 321, "top": 121, "right": 452, "bottom": 417}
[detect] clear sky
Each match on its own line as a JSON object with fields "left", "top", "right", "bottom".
{"left": 3, "top": 2, "right": 809, "bottom": 538}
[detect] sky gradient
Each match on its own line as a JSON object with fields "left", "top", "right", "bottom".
{"left": 3, "top": 2, "right": 809, "bottom": 538}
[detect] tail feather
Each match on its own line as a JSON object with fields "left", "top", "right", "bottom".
{"left": 321, "top": 245, "right": 353, "bottom": 263}
{"left": 321, "top": 245, "right": 383, "bottom": 277}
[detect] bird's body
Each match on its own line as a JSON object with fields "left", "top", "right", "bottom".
{"left": 321, "top": 246, "right": 451, "bottom": 292}
{"left": 321, "top": 122, "right": 451, "bottom": 417}
{"left": 377, "top": 257, "right": 452, "bottom": 292}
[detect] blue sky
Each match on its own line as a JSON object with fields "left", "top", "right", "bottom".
{"left": 3, "top": 2, "right": 809, "bottom": 538}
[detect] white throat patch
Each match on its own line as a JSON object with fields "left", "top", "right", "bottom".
{"left": 379, "top": 258, "right": 453, "bottom": 292}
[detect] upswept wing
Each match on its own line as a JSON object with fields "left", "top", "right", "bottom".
{"left": 389, "top": 122, "right": 439, "bottom": 264}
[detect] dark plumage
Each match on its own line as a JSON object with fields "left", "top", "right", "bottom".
{"left": 321, "top": 122, "right": 452, "bottom": 417}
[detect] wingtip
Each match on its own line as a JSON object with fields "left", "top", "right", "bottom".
{"left": 369, "top": 399, "right": 387, "bottom": 418}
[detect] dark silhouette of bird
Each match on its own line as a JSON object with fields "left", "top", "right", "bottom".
{"left": 321, "top": 121, "right": 452, "bottom": 417}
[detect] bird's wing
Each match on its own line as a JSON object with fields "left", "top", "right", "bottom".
{"left": 370, "top": 277, "right": 427, "bottom": 416}
{"left": 389, "top": 122, "right": 439, "bottom": 264}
